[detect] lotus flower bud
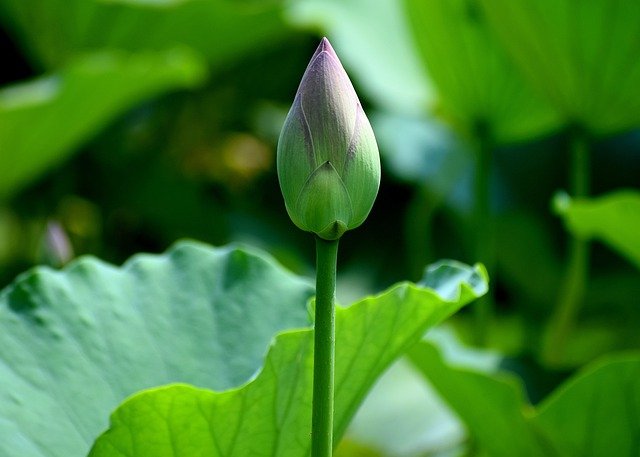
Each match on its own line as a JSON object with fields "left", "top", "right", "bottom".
{"left": 277, "top": 37, "right": 381, "bottom": 240}
{"left": 42, "top": 220, "right": 74, "bottom": 267}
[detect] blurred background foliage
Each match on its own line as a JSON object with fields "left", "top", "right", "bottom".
{"left": 1, "top": 0, "right": 639, "bottom": 455}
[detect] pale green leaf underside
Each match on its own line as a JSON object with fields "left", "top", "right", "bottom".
{"left": 404, "top": 0, "right": 561, "bottom": 143}
{"left": 0, "top": 241, "right": 314, "bottom": 457}
{"left": 408, "top": 341, "right": 640, "bottom": 457}
{"left": 555, "top": 190, "right": 640, "bottom": 270}
{"left": 0, "top": 49, "right": 206, "bottom": 200}
{"left": 89, "top": 263, "right": 488, "bottom": 456}
{"left": 479, "top": 0, "right": 640, "bottom": 136}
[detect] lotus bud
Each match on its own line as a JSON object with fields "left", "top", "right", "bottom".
{"left": 277, "top": 37, "right": 381, "bottom": 240}
{"left": 42, "top": 220, "right": 74, "bottom": 267}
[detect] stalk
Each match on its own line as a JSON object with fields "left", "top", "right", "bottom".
{"left": 472, "top": 126, "right": 494, "bottom": 346}
{"left": 312, "top": 237, "right": 339, "bottom": 457}
{"left": 543, "top": 131, "right": 590, "bottom": 366}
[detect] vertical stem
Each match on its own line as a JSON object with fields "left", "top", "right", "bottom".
{"left": 405, "top": 185, "right": 435, "bottom": 280}
{"left": 312, "top": 237, "right": 339, "bottom": 457}
{"left": 544, "top": 132, "right": 590, "bottom": 366}
{"left": 472, "top": 128, "right": 494, "bottom": 346}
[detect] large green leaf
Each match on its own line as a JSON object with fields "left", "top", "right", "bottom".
{"left": 286, "top": 0, "right": 433, "bottom": 114}
{"left": 404, "top": 0, "right": 561, "bottom": 143}
{"left": 408, "top": 341, "right": 640, "bottom": 456}
{"left": 0, "top": 49, "right": 206, "bottom": 200}
{"left": 0, "top": 0, "right": 291, "bottom": 70}
{"left": 479, "top": 0, "right": 640, "bottom": 136}
{"left": 555, "top": 190, "right": 640, "bottom": 270}
{"left": 0, "top": 241, "right": 314, "bottom": 457}
{"left": 88, "top": 261, "right": 488, "bottom": 456}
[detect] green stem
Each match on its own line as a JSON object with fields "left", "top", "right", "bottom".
{"left": 405, "top": 185, "right": 436, "bottom": 280}
{"left": 312, "top": 237, "right": 339, "bottom": 457}
{"left": 543, "top": 131, "right": 590, "bottom": 366}
{"left": 472, "top": 128, "right": 494, "bottom": 346}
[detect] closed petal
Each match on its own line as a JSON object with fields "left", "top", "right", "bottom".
{"left": 295, "top": 161, "right": 352, "bottom": 240}
{"left": 277, "top": 95, "right": 315, "bottom": 216}
{"left": 298, "top": 42, "right": 359, "bottom": 171}
{"left": 341, "top": 103, "right": 381, "bottom": 229}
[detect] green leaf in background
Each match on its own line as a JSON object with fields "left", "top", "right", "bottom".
{"left": 342, "top": 325, "right": 503, "bottom": 456}
{"left": 479, "top": 0, "right": 640, "bottom": 136}
{"left": 0, "top": 49, "right": 206, "bottom": 200}
{"left": 404, "top": 0, "right": 561, "bottom": 143}
{"left": 0, "top": 241, "right": 314, "bottom": 457}
{"left": 554, "top": 190, "right": 640, "bottom": 270}
{"left": 0, "top": 0, "right": 291, "bottom": 70}
{"left": 532, "top": 355, "right": 640, "bottom": 457}
{"left": 409, "top": 341, "right": 640, "bottom": 457}
{"left": 409, "top": 342, "right": 541, "bottom": 457}
{"left": 286, "top": 0, "right": 433, "bottom": 114}
{"left": 341, "top": 358, "right": 465, "bottom": 456}
{"left": 89, "top": 262, "right": 488, "bottom": 456}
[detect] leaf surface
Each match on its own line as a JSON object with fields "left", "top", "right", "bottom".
{"left": 0, "top": 241, "right": 314, "bottom": 457}
{"left": 88, "top": 262, "right": 488, "bottom": 456}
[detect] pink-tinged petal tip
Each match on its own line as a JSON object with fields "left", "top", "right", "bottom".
{"left": 308, "top": 37, "right": 339, "bottom": 65}
{"left": 317, "top": 37, "right": 337, "bottom": 58}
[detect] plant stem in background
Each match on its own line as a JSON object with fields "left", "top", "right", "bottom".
{"left": 312, "top": 237, "right": 339, "bottom": 457}
{"left": 405, "top": 186, "right": 436, "bottom": 280}
{"left": 544, "top": 131, "right": 590, "bottom": 366}
{"left": 472, "top": 126, "right": 495, "bottom": 346}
